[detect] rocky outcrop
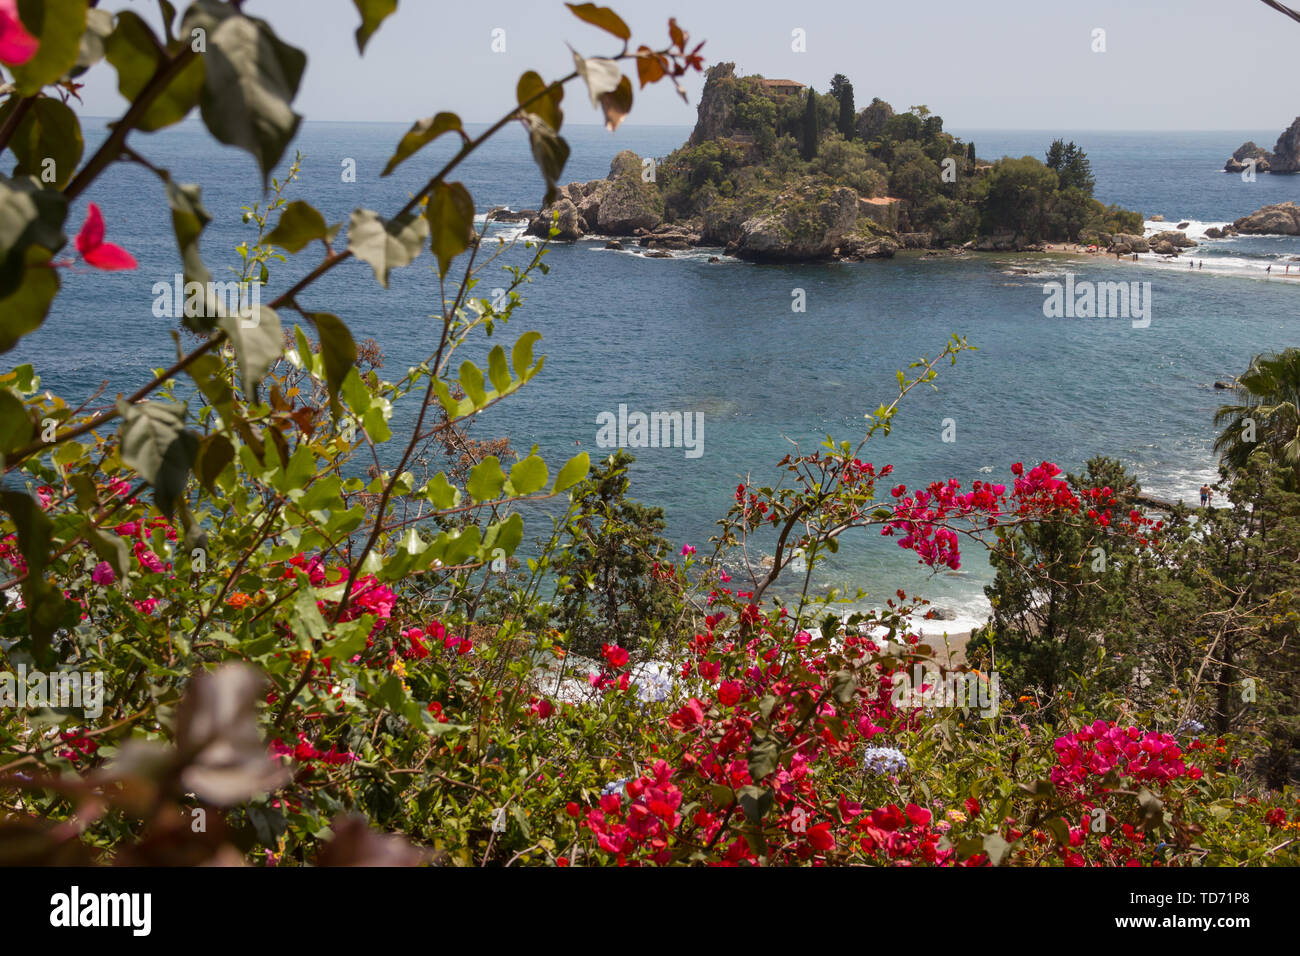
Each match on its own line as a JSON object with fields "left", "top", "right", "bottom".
{"left": 965, "top": 233, "right": 1042, "bottom": 252}
{"left": 487, "top": 206, "right": 534, "bottom": 222}
{"left": 1271, "top": 118, "right": 1300, "bottom": 173}
{"left": 728, "top": 184, "right": 860, "bottom": 261}
{"left": 527, "top": 150, "right": 662, "bottom": 240}
{"left": 1152, "top": 240, "right": 1181, "bottom": 256}
{"left": 637, "top": 223, "right": 701, "bottom": 250}
{"left": 1149, "top": 230, "right": 1197, "bottom": 248}
{"left": 1232, "top": 201, "right": 1300, "bottom": 235}
{"left": 529, "top": 198, "right": 583, "bottom": 240}
{"left": 689, "top": 63, "right": 737, "bottom": 146}
{"left": 1225, "top": 140, "right": 1273, "bottom": 173}
{"left": 838, "top": 234, "right": 898, "bottom": 260}
{"left": 1107, "top": 233, "right": 1149, "bottom": 253}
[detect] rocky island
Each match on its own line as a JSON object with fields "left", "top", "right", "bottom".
{"left": 1225, "top": 117, "right": 1300, "bottom": 173}
{"left": 522, "top": 64, "right": 1142, "bottom": 262}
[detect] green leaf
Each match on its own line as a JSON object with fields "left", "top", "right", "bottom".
{"left": 516, "top": 71, "right": 563, "bottom": 133}
{"left": 104, "top": 9, "right": 204, "bottom": 131}
{"left": 265, "top": 200, "right": 335, "bottom": 253}
{"left": 85, "top": 523, "right": 130, "bottom": 581}
{"left": 72, "top": 7, "right": 114, "bottom": 76}
{"left": 458, "top": 360, "right": 486, "bottom": 409}
{"left": 0, "top": 389, "right": 34, "bottom": 455}
{"left": 482, "top": 512, "right": 523, "bottom": 558}
{"left": 381, "top": 112, "right": 462, "bottom": 177}
{"left": 347, "top": 208, "right": 427, "bottom": 287}
{"left": 564, "top": 3, "right": 630, "bottom": 40}
{"left": 982, "top": 832, "right": 1011, "bottom": 866}
{"left": 156, "top": 172, "right": 212, "bottom": 289}
{"left": 116, "top": 399, "right": 199, "bottom": 517}
{"left": 736, "top": 785, "right": 773, "bottom": 824}
{"left": 0, "top": 175, "right": 68, "bottom": 299}
{"left": 427, "top": 181, "right": 474, "bottom": 279}
{"left": 0, "top": 245, "right": 59, "bottom": 353}
{"left": 352, "top": 0, "right": 398, "bottom": 53}
{"left": 320, "top": 620, "right": 369, "bottom": 662}
{"left": 0, "top": 490, "right": 69, "bottom": 665}
{"left": 507, "top": 455, "right": 548, "bottom": 496}
{"left": 511, "top": 330, "right": 543, "bottom": 378}
{"left": 421, "top": 472, "right": 460, "bottom": 510}
{"left": 196, "top": 432, "right": 234, "bottom": 492}
{"left": 311, "top": 313, "right": 356, "bottom": 419}
{"left": 523, "top": 115, "right": 570, "bottom": 207}
{"left": 747, "top": 738, "right": 780, "bottom": 783}
{"left": 486, "top": 345, "right": 510, "bottom": 393}
{"left": 184, "top": 0, "right": 306, "bottom": 183}
{"left": 0, "top": 98, "right": 83, "bottom": 189}
{"left": 291, "top": 589, "right": 328, "bottom": 647}
{"left": 552, "top": 452, "right": 590, "bottom": 494}
{"left": 831, "top": 669, "right": 856, "bottom": 704}
{"left": 10, "top": 0, "right": 89, "bottom": 95}
{"left": 466, "top": 456, "right": 508, "bottom": 502}
{"left": 217, "top": 306, "right": 283, "bottom": 395}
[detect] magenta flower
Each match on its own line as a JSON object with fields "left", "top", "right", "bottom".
{"left": 90, "top": 561, "right": 116, "bottom": 586}
{"left": 0, "top": 0, "right": 37, "bottom": 66}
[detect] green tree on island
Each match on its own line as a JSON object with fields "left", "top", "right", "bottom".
{"left": 1045, "top": 139, "right": 1096, "bottom": 197}
{"left": 801, "top": 86, "right": 820, "bottom": 160}
{"left": 830, "top": 73, "right": 855, "bottom": 140}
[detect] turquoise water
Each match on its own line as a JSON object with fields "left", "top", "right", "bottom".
{"left": 14, "top": 122, "right": 1300, "bottom": 626}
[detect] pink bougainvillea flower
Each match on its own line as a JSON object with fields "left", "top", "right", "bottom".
{"left": 0, "top": 0, "right": 37, "bottom": 66}
{"left": 90, "top": 561, "right": 116, "bottom": 586}
{"left": 74, "top": 203, "right": 138, "bottom": 271}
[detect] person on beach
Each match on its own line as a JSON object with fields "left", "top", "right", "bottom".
{"left": 1200, "top": 484, "right": 1211, "bottom": 508}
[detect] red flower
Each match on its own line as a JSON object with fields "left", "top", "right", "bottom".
{"left": 74, "top": 204, "right": 138, "bottom": 270}
{"left": 717, "top": 680, "right": 742, "bottom": 707}
{"left": 807, "top": 822, "right": 835, "bottom": 852}
{"left": 0, "top": 0, "right": 37, "bottom": 66}
{"left": 601, "top": 643, "right": 629, "bottom": 668}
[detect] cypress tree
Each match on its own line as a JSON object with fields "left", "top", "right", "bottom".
{"left": 802, "top": 87, "right": 819, "bottom": 160}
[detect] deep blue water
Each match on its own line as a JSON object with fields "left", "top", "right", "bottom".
{"left": 13, "top": 122, "right": 1300, "bottom": 627}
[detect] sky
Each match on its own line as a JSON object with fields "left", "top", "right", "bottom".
{"left": 74, "top": 0, "right": 1300, "bottom": 131}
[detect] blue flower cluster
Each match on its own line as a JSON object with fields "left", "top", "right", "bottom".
{"left": 635, "top": 668, "right": 673, "bottom": 704}
{"left": 1176, "top": 718, "right": 1206, "bottom": 737}
{"left": 861, "top": 746, "right": 908, "bottom": 775}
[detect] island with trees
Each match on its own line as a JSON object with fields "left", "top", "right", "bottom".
{"left": 525, "top": 63, "right": 1143, "bottom": 261}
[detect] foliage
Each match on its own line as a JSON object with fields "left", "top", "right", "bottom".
{"left": 0, "top": 2, "right": 1292, "bottom": 869}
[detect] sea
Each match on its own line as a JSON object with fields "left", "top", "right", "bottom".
{"left": 13, "top": 122, "right": 1300, "bottom": 633}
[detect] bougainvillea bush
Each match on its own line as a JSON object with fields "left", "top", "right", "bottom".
{"left": 0, "top": 2, "right": 1294, "bottom": 867}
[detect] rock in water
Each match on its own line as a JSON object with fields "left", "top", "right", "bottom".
{"left": 1107, "top": 233, "right": 1149, "bottom": 253}
{"left": 1233, "top": 201, "right": 1300, "bottom": 235}
{"left": 1149, "top": 230, "right": 1197, "bottom": 248}
{"left": 1224, "top": 140, "right": 1274, "bottom": 173}
{"left": 1271, "top": 117, "right": 1300, "bottom": 173}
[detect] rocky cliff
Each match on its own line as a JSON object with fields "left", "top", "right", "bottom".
{"left": 1271, "top": 117, "right": 1300, "bottom": 174}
